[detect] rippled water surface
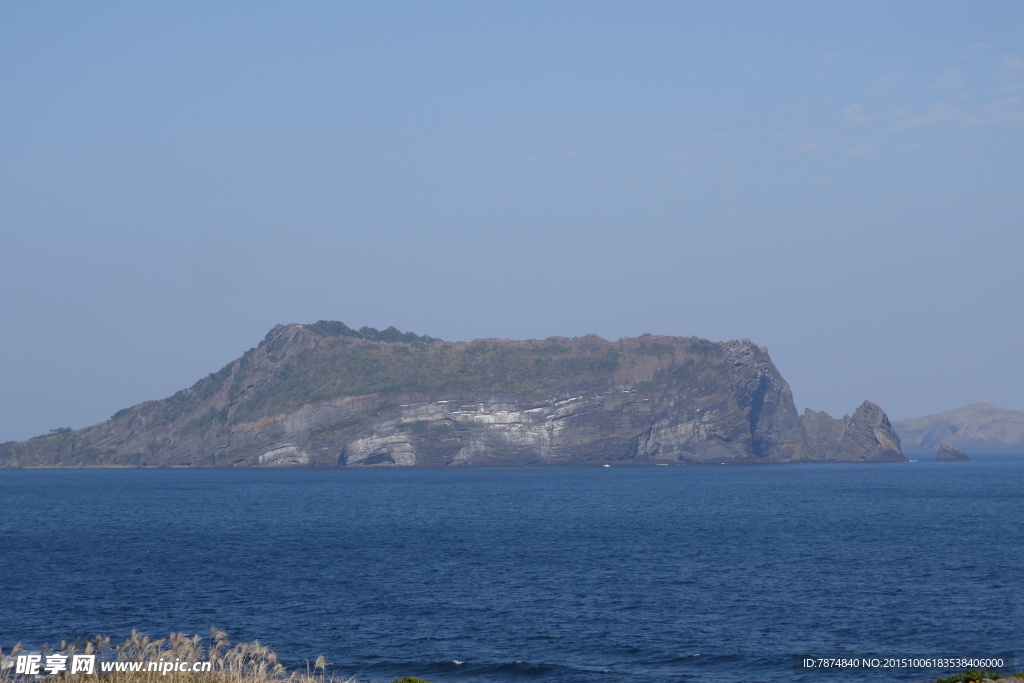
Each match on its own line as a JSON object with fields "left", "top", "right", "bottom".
{"left": 1, "top": 457, "right": 1021, "bottom": 682}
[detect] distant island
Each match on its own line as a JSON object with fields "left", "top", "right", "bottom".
{"left": 0, "top": 322, "right": 904, "bottom": 467}
{"left": 894, "top": 402, "right": 1024, "bottom": 452}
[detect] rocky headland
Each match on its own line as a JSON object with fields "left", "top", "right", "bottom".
{"left": 0, "top": 322, "right": 904, "bottom": 468}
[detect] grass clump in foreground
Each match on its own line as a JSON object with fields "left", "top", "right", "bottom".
{"left": 0, "top": 629, "right": 432, "bottom": 683}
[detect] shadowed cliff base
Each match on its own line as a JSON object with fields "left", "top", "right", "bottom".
{"left": 0, "top": 322, "right": 903, "bottom": 468}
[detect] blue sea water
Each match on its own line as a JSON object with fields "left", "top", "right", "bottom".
{"left": 0, "top": 457, "right": 1021, "bottom": 683}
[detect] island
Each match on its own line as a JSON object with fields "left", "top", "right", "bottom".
{"left": 0, "top": 322, "right": 904, "bottom": 468}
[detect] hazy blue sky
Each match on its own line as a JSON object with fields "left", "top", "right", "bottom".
{"left": 2, "top": 1, "right": 1022, "bottom": 442}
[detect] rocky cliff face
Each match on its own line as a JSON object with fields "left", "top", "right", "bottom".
{"left": 0, "top": 322, "right": 904, "bottom": 467}
{"left": 800, "top": 401, "right": 904, "bottom": 462}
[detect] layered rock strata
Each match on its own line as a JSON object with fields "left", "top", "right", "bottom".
{"left": 800, "top": 401, "right": 904, "bottom": 462}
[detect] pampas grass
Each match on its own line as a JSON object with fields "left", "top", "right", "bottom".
{"left": 0, "top": 629, "right": 355, "bottom": 683}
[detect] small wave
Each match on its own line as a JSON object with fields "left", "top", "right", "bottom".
{"left": 356, "top": 657, "right": 599, "bottom": 680}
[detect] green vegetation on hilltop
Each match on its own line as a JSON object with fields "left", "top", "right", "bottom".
{"left": 230, "top": 334, "right": 625, "bottom": 423}
{"left": 303, "top": 320, "right": 438, "bottom": 344}
{"left": 98, "top": 323, "right": 725, "bottom": 433}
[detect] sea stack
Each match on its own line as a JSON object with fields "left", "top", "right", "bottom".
{"left": 936, "top": 442, "right": 971, "bottom": 461}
